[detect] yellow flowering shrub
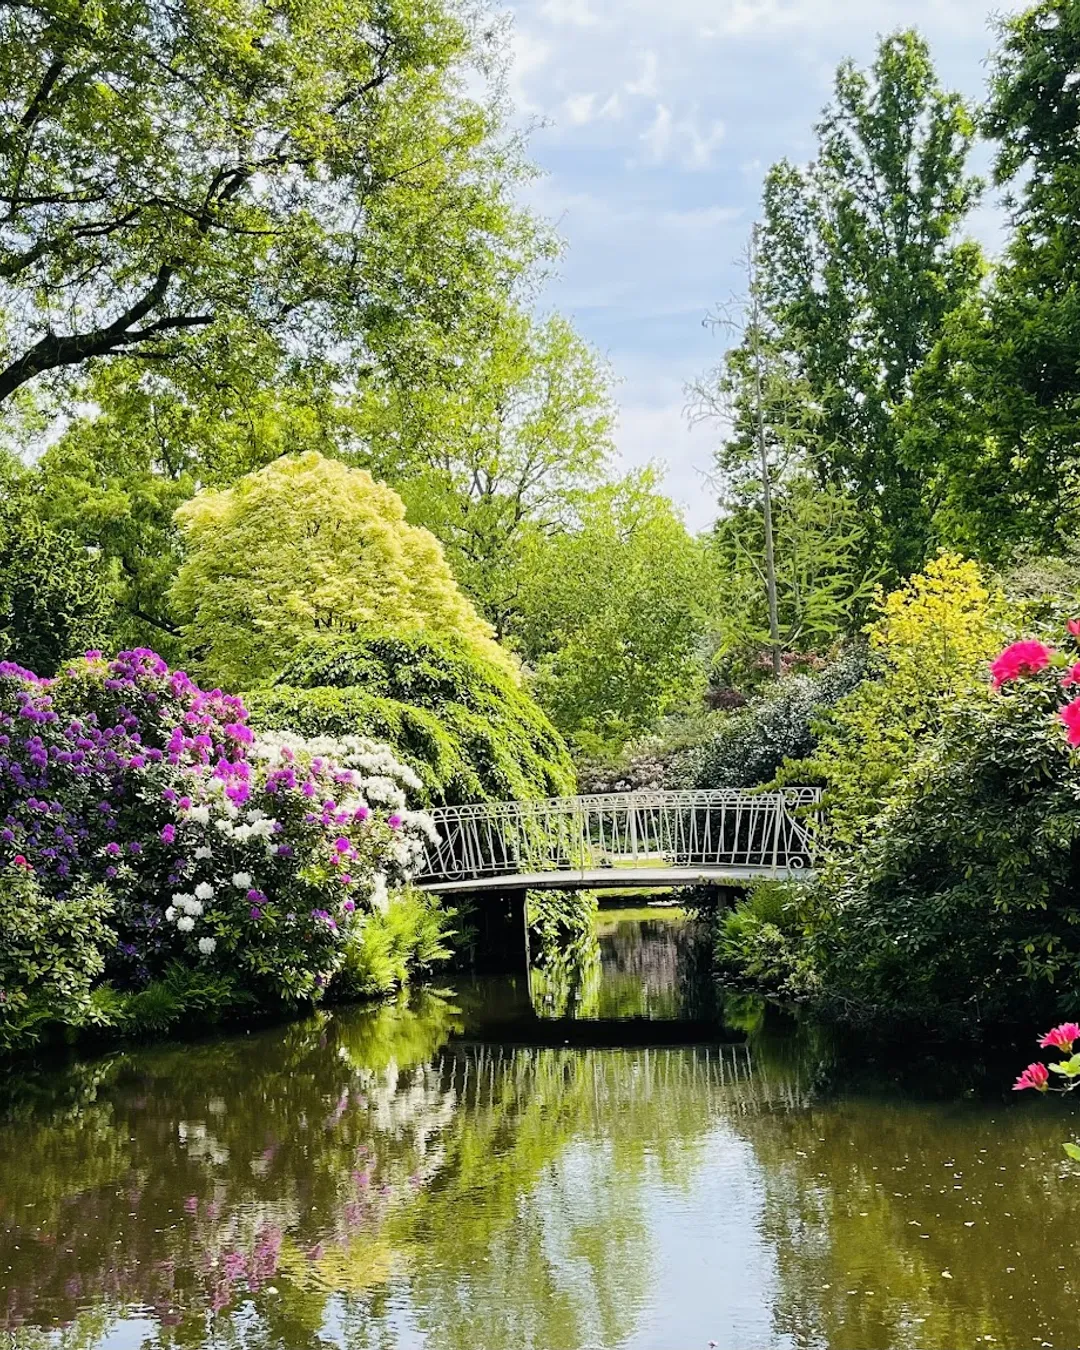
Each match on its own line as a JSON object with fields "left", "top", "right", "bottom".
{"left": 801, "top": 553, "right": 1008, "bottom": 843}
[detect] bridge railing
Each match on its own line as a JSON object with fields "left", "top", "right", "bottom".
{"left": 416, "top": 788, "right": 821, "bottom": 886}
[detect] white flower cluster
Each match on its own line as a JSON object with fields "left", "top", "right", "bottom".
{"left": 253, "top": 729, "right": 423, "bottom": 794}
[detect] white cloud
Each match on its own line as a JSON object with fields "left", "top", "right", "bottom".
{"left": 639, "top": 104, "right": 725, "bottom": 169}
{"left": 640, "top": 103, "right": 674, "bottom": 162}
{"left": 625, "top": 51, "right": 659, "bottom": 99}
{"left": 539, "top": 0, "right": 601, "bottom": 25}
{"left": 562, "top": 92, "right": 598, "bottom": 125}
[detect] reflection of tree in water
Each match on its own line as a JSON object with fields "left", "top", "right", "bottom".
{"left": 595, "top": 914, "right": 716, "bottom": 1020}
{"left": 0, "top": 997, "right": 801, "bottom": 1350}
{"left": 729, "top": 1021, "right": 1080, "bottom": 1350}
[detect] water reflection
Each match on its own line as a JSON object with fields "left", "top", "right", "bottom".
{"left": 1, "top": 909, "right": 1078, "bottom": 1350}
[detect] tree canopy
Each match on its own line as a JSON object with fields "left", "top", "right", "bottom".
{"left": 248, "top": 631, "right": 576, "bottom": 804}
{"left": 720, "top": 31, "right": 983, "bottom": 582}
{"left": 171, "top": 451, "right": 514, "bottom": 688}
{"left": 0, "top": 0, "right": 542, "bottom": 405}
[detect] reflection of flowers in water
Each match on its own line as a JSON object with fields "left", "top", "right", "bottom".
{"left": 167, "top": 1064, "right": 459, "bottom": 1311}
{"left": 0, "top": 1001, "right": 465, "bottom": 1333}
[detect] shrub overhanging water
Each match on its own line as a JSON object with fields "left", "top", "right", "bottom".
{"left": 0, "top": 650, "right": 441, "bottom": 1039}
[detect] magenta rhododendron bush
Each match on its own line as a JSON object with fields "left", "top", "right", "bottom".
{"left": 989, "top": 623, "right": 1080, "bottom": 746}
{"left": 0, "top": 650, "right": 439, "bottom": 1007}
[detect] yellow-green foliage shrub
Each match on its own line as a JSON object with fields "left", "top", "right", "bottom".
{"left": 799, "top": 553, "right": 1007, "bottom": 842}
{"left": 171, "top": 452, "right": 514, "bottom": 688}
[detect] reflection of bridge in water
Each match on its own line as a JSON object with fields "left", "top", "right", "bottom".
{"left": 416, "top": 789, "right": 821, "bottom": 894}
{"left": 439, "top": 1042, "right": 810, "bottom": 1117}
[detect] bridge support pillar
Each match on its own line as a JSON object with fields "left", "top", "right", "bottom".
{"left": 473, "top": 891, "right": 531, "bottom": 973}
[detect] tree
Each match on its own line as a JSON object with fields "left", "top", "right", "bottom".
{"left": 32, "top": 332, "right": 369, "bottom": 654}
{"left": 903, "top": 0, "right": 1080, "bottom": 562}
{"left": 0, "top": 467, "right": 112, "bottom": 676}
{"left": 0, "top": 0, "right": 543, "bottom": 404}
{"left": 514, "top": 471, "right": 709, "bottom": 757}
{"left": 707, "top": 476, "right": 877, "bottom": 687}
{"left": 358, "top": 309, "right": 615, "bottom": 636}
{"left": 745, "top": 31, "right": 983, "bottom": 579}
{"left": 170, "top": 451, "right": 514, "bottom": 688}
{"left": 691, "top": 237, "right": 877, "bottom": 688}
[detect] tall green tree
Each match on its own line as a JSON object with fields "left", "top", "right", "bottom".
{"left": 744, "top": 30, "right": 983, "bottom": 579}
{"left": 358, "top": 309, "right": 615, "bottom": 636}
{"left": 0, "top": 460, "right": 112, "bottom": 675}
{"left": 514, "top": 471, "right": 709, "bottom": 757}
{"left": 692, "top": 236, "right": 877, "bottom": 686}
{"left": 0, "top": 0, "right": 544, "bottom": 405}
{"left": 903, "top": 0, "right": 1080, "bottom": 562}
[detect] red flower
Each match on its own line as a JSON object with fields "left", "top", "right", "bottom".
{"left": 990, "top": 640, "right": 1054, "bottom": 688}
{"left": 1013, "top": 1062, "right": 1050, "bottom": 1092}
{"left": 1039, "top": 1022, "right": 1080, "bottom": 1052}
{"left": 1062, "top": 697, "right": 1080, "bottom": 747}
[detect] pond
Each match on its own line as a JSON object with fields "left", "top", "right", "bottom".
{"left": 1, "top": 903, "right": 1078, "bottom": 1350}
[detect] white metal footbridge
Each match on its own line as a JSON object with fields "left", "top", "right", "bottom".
{"left": 415, "top": 788, "right": 821, "bottom": 894}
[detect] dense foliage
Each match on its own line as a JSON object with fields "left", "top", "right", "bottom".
{"left": 172, "top": 452, "right": 513, "bottom": 688}
{"left": 793, "top": 554, "right": 1006, "bottom": 844}
{"left": 800, "top": 626, "right": 1080, "bottom": 1025}
{"left": 0, "top": 650, "right": 449, "bottom": 1051}
{"left": 666, "top": 648, "right": 868, "bottom": 791}
{"left": 0, "top": 493, "right": 112, "bottom": 676}
{"left": 515, "top": 471, "right": 711, "bottom": 759}
{"left": 0, "top": 0, "right": 541, "bottom": 404}
{"left": 247, "top": 632, "right": 575, "bottom": 805}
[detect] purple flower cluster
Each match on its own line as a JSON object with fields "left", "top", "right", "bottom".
{"left": 0, "top": 650, "right": 254, "bottom": 894}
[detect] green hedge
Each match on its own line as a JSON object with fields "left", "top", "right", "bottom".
{"left": 247, "top": 632, "right": 575, "bottom": 805}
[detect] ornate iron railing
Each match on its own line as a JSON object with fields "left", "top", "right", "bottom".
{"left": 417, "top": 788, "right": 821, "bottom": 886}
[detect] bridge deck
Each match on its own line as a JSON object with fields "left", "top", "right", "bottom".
{"left": 417, "top": 864, "right": 813, "bottom": 894}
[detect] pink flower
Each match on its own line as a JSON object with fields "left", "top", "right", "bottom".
{"left": 12, "top": 854, "right": 31, "bottom": 870}
{"left": 1069, "top": 619, "right": 1080, "bottom": 639}
{"left": 1061, "top": 697, "right": 1080, "bottom": 747}
{"left": 990, "top": 640, "right": 1054, "bottom": 688}
{"left": 160, "top": 824, "right": 176, "bottom": 844}
{"left": 388, "top": 813, "right": 403, "bottom": 830}
{"left": 1013, "top": 1062, "right": 1050, "bottom": 1092}
{"left": 1062, "top": 662, "right": 1080, "bottom": 688}
{"left": 334, "top": 836, "right": 351, "bottom": 854}
{"left": 1039, "top": 1022, "right": 1080, "bottom": 1052}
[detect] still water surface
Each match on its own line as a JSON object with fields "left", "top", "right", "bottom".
{"left": 1, "top": 907, "right": 1078, "bottom": 1350}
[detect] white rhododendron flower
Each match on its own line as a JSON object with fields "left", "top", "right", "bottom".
{"left": 194, "top": 845, "right": 212, "bottom": 860}
{"left": 198, "top": 937, "right": 216, "bottom": 955}
{"left": 165, "top": 905, "right": 177, "bottom": 922}
{"left": 370, "top": 873, "right": 390, "bottom": 914}
{"left": 194, "top": 881, "right": 214, "bottom": 901}
{"left": 176, "top": 915, "right": 196, "bottom": 933}
{"left": 232, "top": 872, "right": 252, "bottom": 889}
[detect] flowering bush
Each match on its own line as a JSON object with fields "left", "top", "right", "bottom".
{"left": 1012, "top": 1020, "right": 1080, "bottom": 1161}
{"left": 0, "top": 650, "right": 444, "bottom": 1032}
{"left": 770, "top": 616, "right": 1080, "bottom": 1026}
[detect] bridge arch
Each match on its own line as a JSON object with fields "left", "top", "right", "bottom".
{"left": 415, "top": 788, "right": 821, "bottom": 894}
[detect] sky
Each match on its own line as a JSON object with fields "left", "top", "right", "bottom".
{"left": 504, "top": 0, "right": 1026, "bottom": 529}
